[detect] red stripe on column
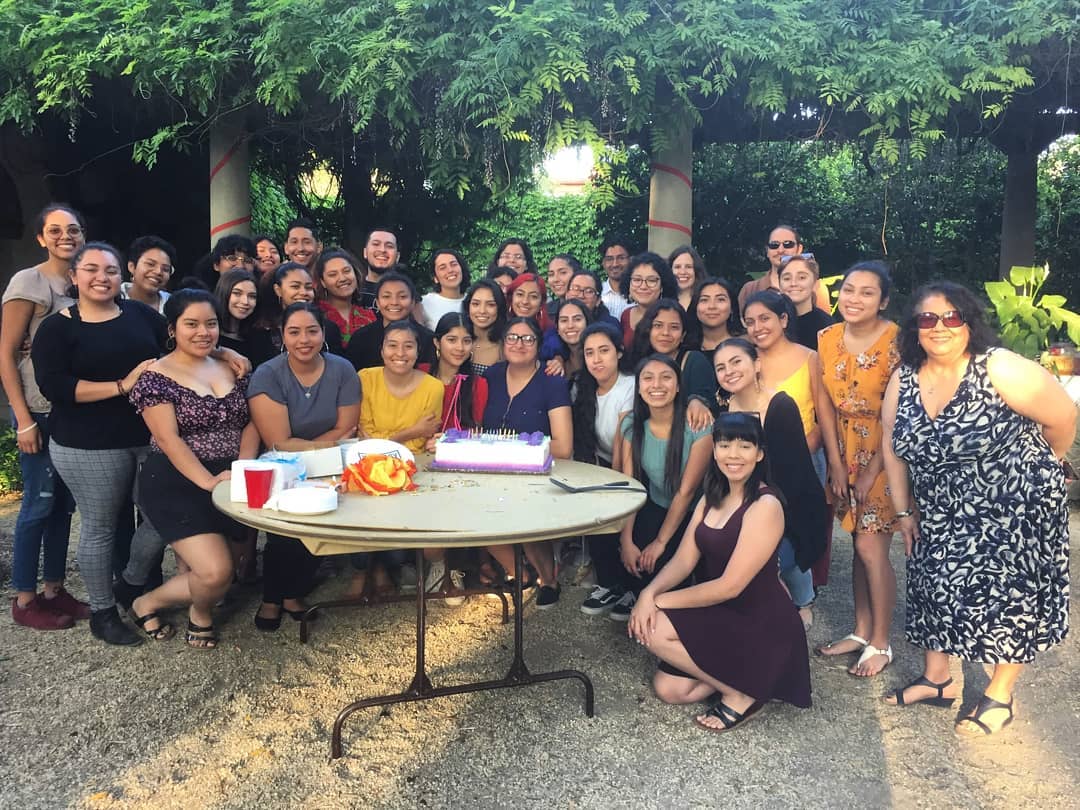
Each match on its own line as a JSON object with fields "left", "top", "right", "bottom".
{"left": 209, "top": 138, "right": 244, "bottom": 183}
{"left": 651, "top": 162, "right": 692, "bottom": 189}
{"left": 648, "top": 219, "right": 692, "bottom": 237}
{"left": 210, "top": 216, "right": 252, "bottom": 238}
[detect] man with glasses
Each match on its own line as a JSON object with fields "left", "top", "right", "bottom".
{"left": 205, "top": 234, "right": 257, "bottom": 287}
{"left": 599, "top": 236, "right": 633, "bottom": 320}
{"left": 122, "top": 235, "right": 176, "bottom": 314}
{"left": 738, "top": 225, "right": 831, "bottom": 314}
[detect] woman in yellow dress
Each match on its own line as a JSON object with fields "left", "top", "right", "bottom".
{"left": 815, "top": 261, "right": 900, "bottom": 677}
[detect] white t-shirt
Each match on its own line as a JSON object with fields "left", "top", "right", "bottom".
{"left": 121, "top": 283, "right": 169, "bottom": 314}
{"left": 594, "top": 373, "right": 635, "bottom": 463}
{"left": 420, "top": 292, "right": 464, "bottom": 329}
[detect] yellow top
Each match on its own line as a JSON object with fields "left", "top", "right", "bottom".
{"left": 358, "top": 367, "right": 445, "bottom": 454}
{"left": 776, "top": 358, "right": 815, "bottom": 438}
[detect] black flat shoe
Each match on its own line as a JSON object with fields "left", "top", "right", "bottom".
{"left": 112, "top": 577, "right": 144, "bottom": 611}
{"left": 694, "top": 699, "right": 766, "bottom": 733}
{"left": 254, "top": 609, "right": 282, "bottom": 632}
{"left": 90, "top": 606, "right": 142, "bottom": 646}
{"left": 956, "top": 694, "right": 1015, "bottom": 736}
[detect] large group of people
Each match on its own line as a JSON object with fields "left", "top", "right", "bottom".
{"left": 3, "top": 205, "right": 1073, "bottom": 737}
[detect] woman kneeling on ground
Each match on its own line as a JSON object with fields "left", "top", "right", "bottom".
{"left": 629, "top": 411, "right": 811, "bottom": 731}
{"left": 127, "top": 289, "right": 260, "bottom": 648}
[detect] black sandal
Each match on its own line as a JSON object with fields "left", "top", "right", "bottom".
{"left": 693, "top": 699, "right": 766, "bottom": 733}
{"left": 185, "top": 620, "right": 218, "bottom": 650}
{"left": 132, "top": 610, "right": 174, "bottom": 641}
{"left": 956, "top": 694, "right": 1014, "bottom": 736}
{"left": 886, "top": 676, "right": 956, "bottom": 708}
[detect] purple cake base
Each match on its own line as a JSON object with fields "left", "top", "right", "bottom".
{"left": 430, "top": 457, "right": 553, "bottom": 474}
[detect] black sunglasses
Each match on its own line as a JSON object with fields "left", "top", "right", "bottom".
{"left": 779, "top": 252, "right": 815, "bottom": 265}
{"left": 767, "top": 240, "right": 798, "bottom": 250}
{"left": 915, "top": 310, "right": 965, "bottom": 329}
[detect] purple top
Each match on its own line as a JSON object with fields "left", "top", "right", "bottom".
{"left": 130, "top": 369, "right": 250, "bottom": 461}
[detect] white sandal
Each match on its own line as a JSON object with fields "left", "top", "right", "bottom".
{"left": 851, "top": 644, "right": 893, "bottom": 676}
{"left": 815, "top": 633, "right": 868, "bottom": 656}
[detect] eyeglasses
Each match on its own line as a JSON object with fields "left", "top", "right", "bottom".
{"left": 500, "top": 252, "right": 526, "bottom": 262}
{"left": 915, "top": 310, "right": 966, "bottom": 329}
{"left": 767, "top": 240, "right": 798, "bottom": 250}
{"left": 779, "top": 252, "right": 815, "bottom": 265}
{"left": 602, "top": 254, "right": 629, "bottom": 265}
{"left": 568, "top": 285, "right": 598, "bottom": 298}
{"left": 629, "top": 276, "right": 661, "bottom": 289}
{"left": 223, "top": 253, "right": 253, "bottom": 264}
{"left": 504, "top": 333, "right": 538, "bottom": 345}
{"left": 45, "top": 226, "right": 83, "bottom": 238}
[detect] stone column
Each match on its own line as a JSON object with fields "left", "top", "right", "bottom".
{"left": 647, "top": 124, "right": 693, "bottom": 256}
{"left": 209, "top": 112, "right": 251, "bottom": 247}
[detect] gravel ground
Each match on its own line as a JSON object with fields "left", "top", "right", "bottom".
{"left": 0, "top": 497, "right": 1078, "bottom": 810}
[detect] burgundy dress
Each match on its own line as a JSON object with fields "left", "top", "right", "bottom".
{"left": 663, "top": 487, "right": 812, "bottom": 708}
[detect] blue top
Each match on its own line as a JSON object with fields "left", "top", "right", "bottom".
{"left": 620, "top": 414, "right": 710, "bottom": 508}
{"left": 482, "top": 362, "right": 571, "bottom": 434}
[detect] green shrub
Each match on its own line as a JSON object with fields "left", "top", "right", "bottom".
{"left": 0, "top": 428, "right": 22, "bottom": 494}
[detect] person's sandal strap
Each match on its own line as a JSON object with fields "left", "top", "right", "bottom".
{"left": 960, "top": 695, "right": 1013, "bottom": 735}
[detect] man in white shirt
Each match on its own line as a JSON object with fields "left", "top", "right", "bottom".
{"left": 599, "top": 236, "right": 633, "bottom": 320}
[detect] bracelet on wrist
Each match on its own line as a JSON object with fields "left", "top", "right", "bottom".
{"left": 15, "top": 423, "right": 38, "bottom": 435}
{"left": 116, "top": 379, "right": 126, "bottom": 396}
{"left": 895, "top": 509, "right": 913, "bottom": 519}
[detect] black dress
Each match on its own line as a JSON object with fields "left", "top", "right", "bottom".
{"left": 664, "top": 487, "right": 812, "bottom": 707}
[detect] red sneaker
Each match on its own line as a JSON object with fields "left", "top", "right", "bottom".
{"left": 41, "top": 587, "right": 92, "bottom": 620}
{"left": 11, "top": 596, "right": 74, "bottom": 630}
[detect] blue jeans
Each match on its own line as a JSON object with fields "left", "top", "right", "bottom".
{"left": 778, "top": 537, "right": 815, "bottom": 608}
{"left": 10, "top": 412, "right": 75, "bottom": 592}
{"left": 811, "top": 447, "right": 827, "bottom": 487}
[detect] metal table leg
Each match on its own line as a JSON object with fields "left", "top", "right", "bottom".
{"left": 330, "top": 545, "right": 595, "bottom": 760}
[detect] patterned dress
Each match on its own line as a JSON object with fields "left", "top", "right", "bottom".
{"left": 818, "top": 321, "right": 900, "bottom": 534}
{"left": 892, "top": 351, "right": 1069, "bottom": 663}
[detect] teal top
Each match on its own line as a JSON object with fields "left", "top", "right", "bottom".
{"left": 620, "top": 414, "right": 710, "bottom": 508}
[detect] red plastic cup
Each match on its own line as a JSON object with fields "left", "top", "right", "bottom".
{"left": 244, "top": 466, "right": 274, "bottom": 509}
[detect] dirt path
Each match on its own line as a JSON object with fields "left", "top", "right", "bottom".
{"left": 1, "top": 499, "right": 1077, "bottom": 809}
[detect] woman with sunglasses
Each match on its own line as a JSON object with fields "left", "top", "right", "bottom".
{"left": 685, "top": 277, "right": 743, "bottom": 355}
{"left": 881, "top": 281, "right": 1074, "bottom": 736}
{"left": 667, "top": 245, "right": 706, "bottom": 312}
{"left": 615, "top": 354, "right": 713, "bottom": 622}
{"left": 1, "top": 204, "right": 84, "bottom": 630}
{"left": 462, "top": 280, "right": 507, "bottom": 376}
{"left": 481, "top": 317, "right": 572, "bottom": 609}
{"left": 618, "top": 253, "right": 679, "bottom": 350}
{"left": 778, "top": 254, "right": 835, "bottom": 351}
{"left": 712, "top": 338, "right": 827, "bottom": 630}
{"left": 815, "top": 261, "right": 900, "bottom": 677}
{"left": 628, "top": 411, "right": 811, "bottom": 732}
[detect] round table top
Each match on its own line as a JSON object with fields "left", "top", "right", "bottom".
{"left": 212, "top": 457, "right": 647, "bottom": 555}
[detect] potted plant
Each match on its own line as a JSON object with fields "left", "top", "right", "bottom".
{"left": 985, "top": 264, "right": 1080, "bottom": 370}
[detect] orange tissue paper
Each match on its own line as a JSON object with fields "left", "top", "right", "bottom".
{"left": 339, "top": 454, "right": 418, "bottom": 496}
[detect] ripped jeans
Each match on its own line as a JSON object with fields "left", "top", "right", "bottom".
{"left": 10, "top": 411, "right": 75, "bottom": 592}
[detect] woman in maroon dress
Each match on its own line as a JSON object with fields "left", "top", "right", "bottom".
{"left": 629, "top": 411, "right": 811, "bottom": 732}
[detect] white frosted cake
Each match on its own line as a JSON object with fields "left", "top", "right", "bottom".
{"left": 432, "top": 429, "right": 552, "bottom": 473}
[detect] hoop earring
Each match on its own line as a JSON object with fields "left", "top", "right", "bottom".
{"left": 166, "top": 334, "right": 176, "bottom": 351}
{"left": 323, "top": 341, "right": 330, "bottom": 353}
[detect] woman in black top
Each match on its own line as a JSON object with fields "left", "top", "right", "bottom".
{"left": 344, "top": 271, "right": 435, "bottom": 371}
{"left": 248, "top": 262, "right": 343, "bottom": 366}
{"left": 215, "top": 269, "right": 260, "bottom": 363}
{"left": 33, "top": 242, "right": 166, "bottom": 645}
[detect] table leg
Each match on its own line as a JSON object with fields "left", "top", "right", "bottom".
{"left": 329, "top": 544, "right": 595, "bottom": 760}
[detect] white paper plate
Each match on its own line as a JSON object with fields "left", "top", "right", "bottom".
{"left": 274, "top": 487, "right": 338, "bottom": 516}
{"left": 344, "top": 439, "right": 415, "bottom": 466}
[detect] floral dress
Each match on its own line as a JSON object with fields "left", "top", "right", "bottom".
{"left": 817, "top": 321, "right": 899, "bottom": 535}
{"left": 892, "top": 352, "right": 1069, "bottom": 662}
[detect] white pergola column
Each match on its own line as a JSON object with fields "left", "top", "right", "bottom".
{"left": 647, "top": 124, "right": 693, "bottom": 256}
{"left": 209, "top": 112, "right": 251, "bottom": 247}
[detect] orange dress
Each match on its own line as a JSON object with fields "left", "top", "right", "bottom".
{"left": 817, "top": 321, "right": 899, "bottom": 535}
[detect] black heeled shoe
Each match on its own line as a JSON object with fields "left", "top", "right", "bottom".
{"left": 253, "top": 607, "right": 282, "bottom": 632}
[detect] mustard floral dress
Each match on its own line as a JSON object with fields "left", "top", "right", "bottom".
{"left": 818, "top": 321, "right": 900, "bottom": 535}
